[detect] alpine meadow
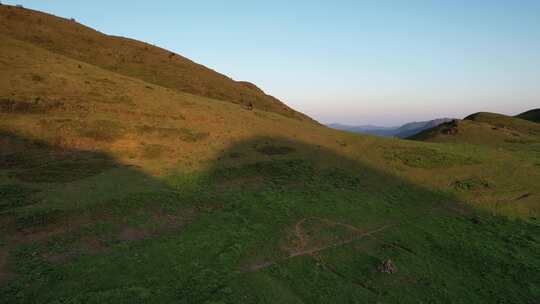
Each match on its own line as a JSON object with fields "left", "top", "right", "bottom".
{"left": 0, "top": 3, "right": 539, "bottom": 303}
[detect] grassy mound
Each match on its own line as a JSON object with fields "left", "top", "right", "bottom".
{"left": 465, "top": 112, "right": 540, "bottom": 136}
{"left": 517, "top": 108, "right": 540, "bottom": 123}
{"left": 411, "top": 113, "right": 540, "bottom": 153}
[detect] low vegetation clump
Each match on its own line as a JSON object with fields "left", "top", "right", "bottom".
{"left": 135, "top": 125, "right": 179, "bottom": 137}
{"left": 453, "top": 177, "right": 491, "bottom": 191}
{"left": 13, "top": 208, "right": 65, "bottom": 230}
{"left": 178, "top": 128, "right": 209, "bottom": 143}
{"left": 256, "top": 145, "right": 295, "bottom": 156}
{"left": 78, "top": 120, "right": 124, "bottom": 141}
{"left": 504, "top": 138, "right": 537, "bottom": 144}
{"left": 11, "top": 158, "right": 114, "bottom": 183}
{"left": 107, "top": 95, "right": 134, "bottom": 105}
{"left": 0, "top": 151, "right": 45, "bottom": 170}
{"left": 228, "top": 152, "right": 243, "bottom": 159}
{"left": 38, "top": 118, "right": 124, "bottom": 142}
{"left": 0, "top": 98, "right": 63, "bottom": 114}
{"left": 135, "top": 126, "right": 208, "bottom": 143}
{"left": 385, "top": 146, "right": 478, "bottom": 169}
{"left": 141, "top": 144, "right": 164, "bottom": 159}
{"left": 30, "top": 74, "right": 44, "bottom": 82}
{"left": 0, "top": 184, "right": 38, "bottom": 211}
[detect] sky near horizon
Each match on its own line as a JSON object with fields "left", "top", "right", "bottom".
{"left": 6, "top": 0, "right": 540, "bottom": 126}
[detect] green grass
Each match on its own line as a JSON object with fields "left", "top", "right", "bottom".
{"left": 12, "top": 158, "right": 115, "bottom": 183}
{"left": 465, "top": 112, "right": 540, "bottom": 136}
{"left": 256, "top": 145, "right": 296, "bottom": 156}
{"left": 0, "top": 184, "right": 38, "bottom": 212}
{"left": 136, "top": 126, "right": 208, "bottom": 143}
{"left": 384, "top": 146, "right": 479, "bottom": 169}
{"left": 453, "top": 177, "right": 491, "bottom": 191}
{"left": 411, "top": 114, "right": 540, "bottom": 166}
{"left": 1, "top": 138, "right": 539, "bottom": 303}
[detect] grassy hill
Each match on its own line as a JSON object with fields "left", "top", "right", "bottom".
{"left": 0, "top": 5, "right": 312, "bottom": 122}
{"left": 411, "top": 112, "right": 540, "bottom": 151}
{"left": 1, "top": 5, "right": 539, "bottom": 303}
{"left": 517, "top": 108, "right": 540, "bottom": 123}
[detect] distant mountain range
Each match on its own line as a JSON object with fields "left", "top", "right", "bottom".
{"left": 327, "top": 118, "right": 454, "bottom": 138}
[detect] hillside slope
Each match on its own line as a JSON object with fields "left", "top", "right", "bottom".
{"left": 0, "top": 5, "right": 312, "bottom": 121}
{"left": 411, "top": 112, "right": 540, "bottom": 150}
{"left": 1, "top": 6, "right": 539, "bottom": 303}
{"left": 517, "top": 108, "right": 540, "bottom": 123}
{"left": 466, "top": 111, "right": 540, "bottom": 134}
{"left": 394, "top": 118, "right": 453, "bottom": 138}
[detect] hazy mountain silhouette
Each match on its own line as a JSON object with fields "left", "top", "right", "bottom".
{"left": 327, "top": 118, "right": 454, "bottom": 138}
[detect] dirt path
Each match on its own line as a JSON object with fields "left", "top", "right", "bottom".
{"left": 287, "top": 223, "right": 395, "bottom": 258}
{"left": 243, "top": 218, "right": 396, "bottom": 272}
{"left": 242, "top": 205, "right": 461, "bottom": 272}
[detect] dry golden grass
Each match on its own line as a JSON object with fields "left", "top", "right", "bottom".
{"left": 0, "top": 5, "right": 312, "bottom": 121}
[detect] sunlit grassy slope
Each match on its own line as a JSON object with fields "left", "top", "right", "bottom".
{"left": 1, "top": 5, "right": 539, "bottom": 303}
{"left": 0, "top": 5, "right": 311, "bottom": 122}
{"left": 411, "top": 112, "right": 540, "bottom": 153}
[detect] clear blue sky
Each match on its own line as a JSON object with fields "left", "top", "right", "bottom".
{"left": 7, "top": 0, "right": 540, "bottom": 126}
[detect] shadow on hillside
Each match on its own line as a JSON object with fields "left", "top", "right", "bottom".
{"left": 0, "top": 130, "right": 465, "bottom": 227}
{"left": 3, "top": 129, "right": 538, "bottom": 303}
{"left": 0, "top": 129, "right": 157, "bottom": 241}
{"left": 0, "top": 129, "right": 466, "bottom": 262}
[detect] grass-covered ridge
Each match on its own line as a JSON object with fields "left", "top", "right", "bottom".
{"left": 517, "top": 108, "right": 540, "bottom": 123}
{"left": 411, "top": 113, "right": 540, "bottom": 150}
{"left": 0, "top": 5, "right": 312, "bottom": 122}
